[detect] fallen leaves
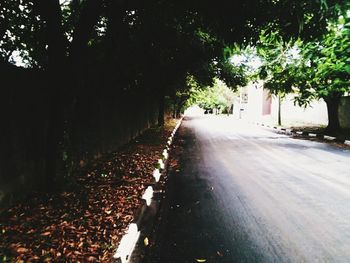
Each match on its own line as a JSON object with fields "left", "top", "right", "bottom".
{"left": 105, "top": 210, "right": 112, "bottom": 215}
{"left": 217, "top": 251, "right": 224, "bottom": 257}
{"left": 40, "top": 231, "right": 51, "bottom": 236}
{"left": 16, "top": 247, "right": 28, "bottom": 254}
{"left": 0, "top": 121, "right": 178, "bottom": 262}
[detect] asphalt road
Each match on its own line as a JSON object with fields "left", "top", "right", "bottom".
{"left": 144, "top": 116, "right": 350, "bottom": 263}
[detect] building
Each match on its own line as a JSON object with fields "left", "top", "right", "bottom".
{"left": 235, "top": 81, "right": 329, "bottom": 127}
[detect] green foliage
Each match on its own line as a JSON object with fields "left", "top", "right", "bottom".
{"left": 216, "top": 59, "right": 248, "bottom": 88}
{"left": 230, "top": 5, "right": 350, "bottom": 131}
{"left": 291, "top": 11, "right": 350, "bottom": 105}
{"left": 241, "top": 6, "right": 350, "bottom": 107}
{"left": 0, "top": 0, "right": 345, "bottom": 103}
{"left": 187, "top": 78, "right": 236, "bottom": 111}
{"left": 227, "top": 45, "right": 264, "bottom": 85}
{"left": 0, "top": 0, "right": 47, "bottom": 66}
{"left": 316, "top": 14, "right": 350, "bottom": 94}
{"left": 256, "top": 28, "right": 300, "bottom": 96}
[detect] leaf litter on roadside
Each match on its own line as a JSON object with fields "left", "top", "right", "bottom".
{"left": 0, "top": 120, "right": 179, "bottom": 262}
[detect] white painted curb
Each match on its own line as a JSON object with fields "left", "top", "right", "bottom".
{"left": 324, "top": 135, "right": 336, "bottom": 141}
{"left": 162, "top": 149, "right": 168, "bottom": 160}
{"left": 158, "top": 159, "right": 165, "bottom": 170}
{"left": 113, "top": 223, "right": 140, "bottom": 263}
{"left": 153, "top": 169, "right": 161, "bottom": 182}
{"left": 250, "top": 120, "right": 350, "bottom": 147}
{"left": 113, "top": 118, "right": 184, "bottom": 263}
{"left": 142, "top": 186, "right": 154, "bottom": 206}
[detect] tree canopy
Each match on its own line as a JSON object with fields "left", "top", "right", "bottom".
{"left": 1, "top": 0, "right": 342, "bottom": 88}
{"left": 1, "top": 0, "right": 345, "bottom": 181}
{"left": 232, "top": 3, "right": 349, "bottom": 132}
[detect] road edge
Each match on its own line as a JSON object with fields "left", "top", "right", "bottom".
{"left": 112, "top": 118, "right": 183, "bottom": 263}
{"left": 248, "top": 121, "right": 350, "bottom": 146}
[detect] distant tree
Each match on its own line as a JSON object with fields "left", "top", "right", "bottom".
{"left": 188, "top": 78, "right": 236, "bottom": 113}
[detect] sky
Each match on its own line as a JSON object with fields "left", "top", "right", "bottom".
{"left": 10, "top": 50, "right": 27, "bottom": 67}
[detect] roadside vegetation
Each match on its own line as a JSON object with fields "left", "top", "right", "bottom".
{"left": 228, "top": 4, "right": 350, "bottom": 134}
{"left": 186, "top": 78, "right": 237, "bottom": 114}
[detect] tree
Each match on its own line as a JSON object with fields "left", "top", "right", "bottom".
{"left": 1, "top": 0, "right": 105, "bottom": 187}
{"left": 238, "top": 4, "right": 349, "bottom": 131}
{"left": 187, "top": 78, "right": 236, "bottom": 113}
{"left": 255, "top": 29, "right": 300, "bottom": 125}
{"left": 1, "top": 0, "right": 344, "bottom": 187}
{"left": 292, "top": 13, "right": 350, "bottom": 133}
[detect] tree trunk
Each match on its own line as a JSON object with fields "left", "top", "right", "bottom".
{"left": 324, "top": 96, "right": 341, "bottom": 134}
{"left": 32, "top": 0, "right": 105, "bottom": 190}
{"left": 70, "top": 0, "right": 103, "bottom": 61}
{"left": 44, "top": 93, "right": 65, "bottom": 188}
{"left": 175, "top": 99, "right": 186, "bottom": 118}
{"left": 176, "top": 107, "right": 182, "bottom": 118}
{"left": 171, "top": 96, "right": 177, "bottom": 118}
{"left": 158, "top": 92, "right": 165, "bottom": 126}
{"left": 39, "top": 0, "right": 68, "bottom": 189}
{"left": 278, "top": 95, "right": 282, "bottom": 126}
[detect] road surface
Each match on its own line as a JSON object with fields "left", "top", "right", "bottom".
{"left": 144, "top": 116, "right": 350, "bottom": 263}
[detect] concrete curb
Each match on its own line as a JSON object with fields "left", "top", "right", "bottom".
{"left": 324, "top": 135, "right": 336, "bottom": 141}
{"left": 250, "top": 121, "right": 349, "bottom": 147}
{"left": 113, "top": 117, "right": 184, "bottom": 263}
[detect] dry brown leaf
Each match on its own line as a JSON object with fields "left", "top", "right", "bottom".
{"left": 87, "top": 256, "right": 98, "bottom": 262}
{"left": 217, "top": 251, "right": 224, "bottom": 257}
{"left": 16, "top": 247, "right": 28, "bottom": 253}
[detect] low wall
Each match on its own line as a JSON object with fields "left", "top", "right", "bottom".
{"left": 272, "top": 95, "right": 328, "bottom": 126}
{"left": 245, "top": 83, "right": 328, "bottom": 126}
